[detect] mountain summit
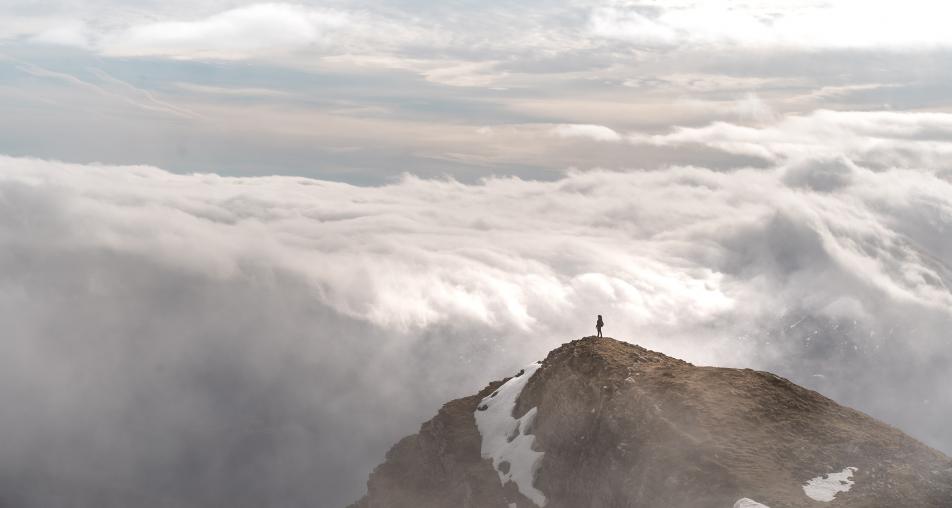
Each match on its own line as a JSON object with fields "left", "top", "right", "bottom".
{"left": 349, "top": 337, "right": 952, "bottom": 507}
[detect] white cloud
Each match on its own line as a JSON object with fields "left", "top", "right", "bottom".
{"left": 421, "top": 61, "right": 507, "bottom": 88}
{"left": 1, "top": 147, "right": 952, "bottom": 504}
{"left": 13, "top": 0, "right": 952, "bottom": 67}
{"left": 630, "top": 109, "right": 952, "bottom": 168}
{"left": 325, "top": 55, "right": 508, "bottom": 88}
{"left": 623, "top": 74, "right": 792, "bottom": 93}
{"left": 553, "top": 123, "right": 623, "bottom": 142}
{"left": 589, "top": 7, "right": 679, "bottom": 47}
{"left": 29, "top": 20, "right": 92, "bottom": 48}
{"left": 172, "top": 82, "right": 291, "bottom": 97}
{"left": 19, "top": 2, "right": 442, "bottom": 62}
{"left": 99, "top": 3, "right": 348, "bottom": 58}
{"left": 731, "top": 93, "right": 777, "bottom": 123}
{"left": 589, "top": 1, "right": 952, "bottom": 50}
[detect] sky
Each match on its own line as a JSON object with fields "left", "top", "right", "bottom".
{"left": 1, "top": 1, "right": 951, "bottom": 507}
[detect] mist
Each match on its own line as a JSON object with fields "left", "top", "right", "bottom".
{"left": 1, "top": 146, "right": 950, "bottom": 506}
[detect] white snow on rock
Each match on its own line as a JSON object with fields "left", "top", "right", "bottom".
{"left": 474, "top": 361, "right": 546, "bottom": 506}
{"left": 803, "top": 466, "right": 858, "bottom": 502}
{"left": 734, "top": 498, "right": 770, "bottom": 508}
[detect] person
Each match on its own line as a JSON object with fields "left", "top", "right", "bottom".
{"left": 596, "top": 314, "right": 604, "bottom": 338}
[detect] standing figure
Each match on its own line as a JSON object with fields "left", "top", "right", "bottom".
{"left": 596, "top": 315, "right": 604, "bottom": 338}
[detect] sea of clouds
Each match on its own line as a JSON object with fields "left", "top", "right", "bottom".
{"left": 2, "top": 110, "right": 952, "bottom": 506}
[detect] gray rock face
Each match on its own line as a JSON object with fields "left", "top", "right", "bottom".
{"left": 349, "top": 337, "right": 952, "bottom": 508}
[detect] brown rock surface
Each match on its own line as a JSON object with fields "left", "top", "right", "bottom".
{"left": 349, "top": 337, "right": 952, "bottom": 508}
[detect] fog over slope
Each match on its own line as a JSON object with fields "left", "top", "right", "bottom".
{"left": 2, "top": 108, "right": 951, "bottom": 506}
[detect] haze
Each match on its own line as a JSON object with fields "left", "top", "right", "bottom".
{"left": 1, "top": 1, "right": 951, "bottom": 507}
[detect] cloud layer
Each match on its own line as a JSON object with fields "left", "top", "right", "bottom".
{"left": 590, "top": 1, "right": 952, "bottom": 49}
{"left": 1, "top": 145, "right": 951, "bottom": 506}
{"left": 19, "top": 1, "right": 952, "bottom": 60}
{"left": 631, "top": 109, "right": 952, "bottom": 169}
{"left": 4, "top": 2, "right": 952, "bottom": 181}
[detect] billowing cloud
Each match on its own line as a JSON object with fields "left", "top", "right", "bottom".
{"left": 1, "top": 143, "right": 951, "bottom": 506}
{"left": 630, "top": 109, "right": 952, "bottom": 169}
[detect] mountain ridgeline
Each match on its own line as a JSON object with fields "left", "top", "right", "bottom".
{"left": 348, "top": 337, "right": 952, "bottom": 507}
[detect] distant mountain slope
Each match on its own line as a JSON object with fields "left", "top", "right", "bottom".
{"left": 349, "top": 337, "right": 952, "bottom": 508}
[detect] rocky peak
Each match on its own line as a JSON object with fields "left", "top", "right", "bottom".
{"left": 349, "top": 337, "right": 952, "bottom": 508}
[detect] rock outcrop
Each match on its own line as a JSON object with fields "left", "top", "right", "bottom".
{"left": 349, "top": 337, "right": 952, "bottom": 507}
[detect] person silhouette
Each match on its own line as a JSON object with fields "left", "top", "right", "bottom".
{"left": 596, "top": 314, "right": 604, "bottom": 338}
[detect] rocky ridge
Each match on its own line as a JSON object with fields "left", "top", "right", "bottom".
{"left": 349, "top": 337, "right": 952, "bottom": 507}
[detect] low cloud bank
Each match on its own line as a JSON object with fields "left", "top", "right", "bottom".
{"left": 1, "top": 150, "right": 950, "bottom": 506}
{"left": 631, "top": 109, "right": 952, "bottom": 169}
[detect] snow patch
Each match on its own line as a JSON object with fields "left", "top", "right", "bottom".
{"left": 475, "top": 361, "right": 546, "bottom": 506}
{"left": 734, "top": 498, "right": 770, "bottom": 508}
{"left": 803, "top": 466, "right": 857, "bottom": 502}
